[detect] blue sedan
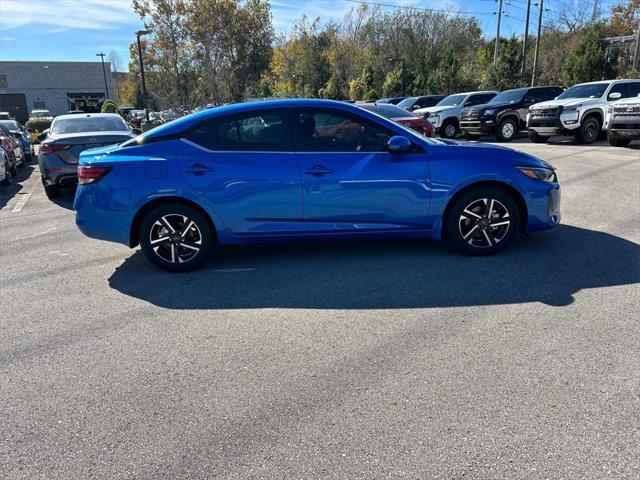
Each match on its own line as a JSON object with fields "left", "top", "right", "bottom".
{"left": 74, "top": 99, "right": 560, "bottom": 271}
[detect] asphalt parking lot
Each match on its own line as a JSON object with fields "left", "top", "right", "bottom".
{"left": 1, "top": 138, "right": 639, "bottom": 479}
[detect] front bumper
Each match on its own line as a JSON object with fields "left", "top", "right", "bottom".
{"left": 524, "top": 182, "right": 561, "bottom": 233}
{"left": 459, "top": 119, "right": 496, "bottom": 135}
{"left": 527, "top": 107, "right": 581, "bottom": 135}
{"left": 605, "top": 115, "right": 640, "bottom": 139}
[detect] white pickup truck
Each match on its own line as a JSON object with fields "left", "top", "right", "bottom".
{"left": 413, "top": 91, "right": 497, "bottom": 139}
{"left": 527, "top": 79, "right": 640, "bottom": 144}
{"left": 605, "top": 94, "right": 640, "bottom": 147}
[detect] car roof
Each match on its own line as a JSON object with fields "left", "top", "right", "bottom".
{"left": 143, "top": 98, "right": 423, "bottom": 139}
{"left": 53, "top": 113, "right": 124, "bottom": 121}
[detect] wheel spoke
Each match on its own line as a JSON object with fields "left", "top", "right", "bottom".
{"left": 180, "top": 241, "right": 201, "bottom": 252}
{"left": 170, "top": 244, "right": 176, "bottom": 263}
{"left": 487, "top": 198, "right": 495, "bottom": 217}
{"left": 463, "top": 224, "right": 479, "bottom": 240}
{"left": 160, "top": 216, "right": 176, "bottom": 233}
{"left": 463, "top": 208, "right": 481, "bottom": 219}
{"left": 490, "top": 220, "right": 510, "bottom": 227}
{"left": 483, "top": 230, "right": 493, "bottom": 246}
{"left": 180, "top": 220, "right": 195, "bottom": 238}
{"left": 150, "top": 236, "right": 171, "bottom": 245}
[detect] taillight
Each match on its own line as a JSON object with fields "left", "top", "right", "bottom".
{"left": 39, "top": 143, "right": 70, "bottom": 154}
{"left": 78, "top": 166, "right": 111, "bottom": 185}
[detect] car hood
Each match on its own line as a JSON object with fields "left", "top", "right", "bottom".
{"left": 530, "top": 97, "right": 603, "bottom": 110}
{"left": 413, "top": 105, "right": 459, "bottom": 116}
{"left": 470, "top": 101, "right": 518, "bottom": 112}
{"left": 611, "top": 96, "right": 640, "bottom": 106}
{"left": 440, "top": 140, "right": 554, "bottom": 169}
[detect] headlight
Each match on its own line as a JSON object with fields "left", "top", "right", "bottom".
{"left": 483, "top": 109, "right": 496, "bottom": 117}
{"left": 515, "top": 166, "right": 556, "bottom": 182}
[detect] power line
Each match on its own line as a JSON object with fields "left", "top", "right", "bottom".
{"left": 344, "top": 0, "right": 499, "bottom": 17}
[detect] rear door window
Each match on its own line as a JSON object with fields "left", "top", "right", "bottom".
{"left": 215, "top": 111, "right": 291, "bottom": 151}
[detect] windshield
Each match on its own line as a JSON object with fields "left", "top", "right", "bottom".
{"left": 558, "top": 83, "right": 608, "bottom": 100}
{"left": 51, "top": 116, "right": 128, "bottom": 134}
{"left": 397, "top": 97, "right": 417, "bottom": 108}
{"left": 436, "top": 94, "right": 466, "bottom": 107}
{"left": 489, "top": 88, "right": 527, "bottom": 104}
{"left": 359, "top": 104, "right": 411, "bottom": 119}
{"left": 0, "top": 120, "right": 20, "bottom": 131}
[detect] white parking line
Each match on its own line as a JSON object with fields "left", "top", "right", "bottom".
{"left": 10, "top": 182, "right": 38, "bottom": 213}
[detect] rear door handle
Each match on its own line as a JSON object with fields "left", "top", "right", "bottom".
{"left": 185, "top": 163, "right": 214, "bottom": 175}
{"left": 304, "top": 165, "right": 334, "bottom": 176}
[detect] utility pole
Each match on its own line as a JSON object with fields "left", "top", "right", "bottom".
{"left": 96, "top": 52, "right": 109, "bottom": 100}
{"left": 531, "top": 0, "right": 544, "bottom": 87}
{"left": 520, "top": 0, "right": 532, "bottom": 83}
{"left": 493, "top": 0, "right": 504, "bottom": 66}
{"left": 634, "top": 25, "right": 640, "bottom": 72}
{"left": 135, "top": 30, "right": 151, "bottom": 123}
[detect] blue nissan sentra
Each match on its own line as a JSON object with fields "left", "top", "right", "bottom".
{"left": 74, "top": 99, "right": 560, "bottom": 272}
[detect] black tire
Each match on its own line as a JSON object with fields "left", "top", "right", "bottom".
{"left": 440, "top": 119, "right": 458, "bottom": 139}
{"left": 1, "top": 162, "right": 10, "bottom": 186}
{"left": 139, "top": 203, "right": 214, "bottom": 272}
{"left": 9, "top": 164, "right": 18, "bottom": 177}
{"left": 575, "top": 115, "right": 600, "bottom": 144}
{"left": 607, "top": 133, "right": 631, "bottom": 147}
{"left": 495, "top": 117, "right": 518, "bottom": 142}
{"left": 445, "top": 187, "right": 520, "bottom": 256}
{"left": 44, "top": 184, "right": 61, "bottom": 199}
{"left": 528, "top": 130, "right": 549, "bottom": 143}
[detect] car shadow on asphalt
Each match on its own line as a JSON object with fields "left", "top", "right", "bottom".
{"left": 108, "top": 224, "right": 639, "bottom": 309}
{"left": 0, "top": 165, "right": 34, "bottom": 209}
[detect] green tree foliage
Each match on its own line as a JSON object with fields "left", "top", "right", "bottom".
{"left": 100, "top": 99, "right": 119, "bottom": 113}
{"left": 563, "top": 24, "right": 616, "bottom": 85}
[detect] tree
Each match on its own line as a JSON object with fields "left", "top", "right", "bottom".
{"left": 563, "top": 24, "right": 616, "bottom": 85}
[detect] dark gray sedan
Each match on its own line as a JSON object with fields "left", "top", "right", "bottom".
{"left": 38, "top": 113, "right": 135, "bottom": 198}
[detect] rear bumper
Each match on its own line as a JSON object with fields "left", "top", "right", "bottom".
{"left": 74, "top": 184, "right": 132, "bottom": 245}
{"left": 39, "top": 153, "right": 78, "bottom": 186}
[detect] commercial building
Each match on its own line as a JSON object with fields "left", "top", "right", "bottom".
{"left": 0, "top": 61, "right": 114, "bottom": 123}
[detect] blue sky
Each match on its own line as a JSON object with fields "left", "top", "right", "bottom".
{"left": 0, "top": 0, "right": 620, "bottom": 70}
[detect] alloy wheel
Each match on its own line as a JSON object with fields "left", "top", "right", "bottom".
{"left": 149, "top": 214, "right": 203, "bottom": 264}
{"left": 444, "top": 123, "right": 457, "bottom": 138}
{"left": 458, "top": 197, "right": 511, "bottom": 248}
{"left": 501, "top": 121, "right": 515, "bottom": 139}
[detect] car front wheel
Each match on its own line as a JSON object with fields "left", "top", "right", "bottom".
{"left": 575, "top": 116, "right": 600, "bottom": 144}
{"left": 440, "top": 120, "right": 458, "bottom": 139}
{"left": 496, "top": 118, "right": 517, "bottom": 142}
{"left": 607, "top": 133, "right": 631, "bottom": 147}
{"left": 446, "top": 188, "right": 519, "bottom": 255}
{"left": 139, "top": 204, "right": 214, "bottom": 272}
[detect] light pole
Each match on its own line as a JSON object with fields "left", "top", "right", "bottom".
{"left": 96, "top": 52, "right": 109, "bottom": 100}
{"left": 135, "top": 29, "right": 151, "bottom": 123}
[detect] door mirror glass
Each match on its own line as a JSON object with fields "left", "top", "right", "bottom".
{"left": 608, "top": 92, "right": 622, "bottom": 100}
{"left": 386, "top": 135, "right": 412, "bottom": 154}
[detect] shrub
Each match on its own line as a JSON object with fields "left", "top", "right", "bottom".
{"left": 25, "top": 117, "right": 52, "bottom": 133}
{"left": 101, "top": 99, "right": 119, "bottom": 113}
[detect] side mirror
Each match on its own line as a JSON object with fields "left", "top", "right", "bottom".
{"left": 608, "top": 92, "right": 622, "bottom": 100}
{"left": 38, "top": 129, "right": 49, "bottom": 141}
{"left": 387, "top": 135, "right": 412, "bottom": 154}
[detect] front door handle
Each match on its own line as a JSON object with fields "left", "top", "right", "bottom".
{"left": 185, "top": 163, "right": 214, "bottom": 175}
{"left": 304, "top": 165, "right": 334, "bottom": 176}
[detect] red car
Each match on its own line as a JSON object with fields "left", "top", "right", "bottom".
{"left": 358, "top": 103, "right": 435, "bottom": 137}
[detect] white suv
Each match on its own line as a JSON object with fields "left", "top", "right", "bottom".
{"left": 605, "top": 92, "right": 640, "bottom": 147}
{"left": 413, "top": 91, "right": 497, "bottom": 139}
{"left": 527, "top": 79, "right": 640, "bottom": 144}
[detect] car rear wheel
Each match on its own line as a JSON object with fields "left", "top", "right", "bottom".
{"left": 139, "top": 204, "right": 214, "bottom": 272}
{"left": 495, "top": 118, "right": 517, "bottom": 142}
{"left": 440, "top": 120, "right": 458, "bottom": 139}
{"left": 1, "top": 162, "right": 10, "bottom": 186}
{"left": 607, "top": 133, "right": 631, "bottom": 147}
{"left": 446, "top": 187, "right": 519, "bottom": 255}
{"left": 575, "top": 116, "right": 600, "bottom": 144}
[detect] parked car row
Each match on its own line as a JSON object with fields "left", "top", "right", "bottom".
{"left": 0, "top": 119, "right": 29, "bottom": 185}
{"left": 399, "top": 78, "right": 640, "bottom": 147}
